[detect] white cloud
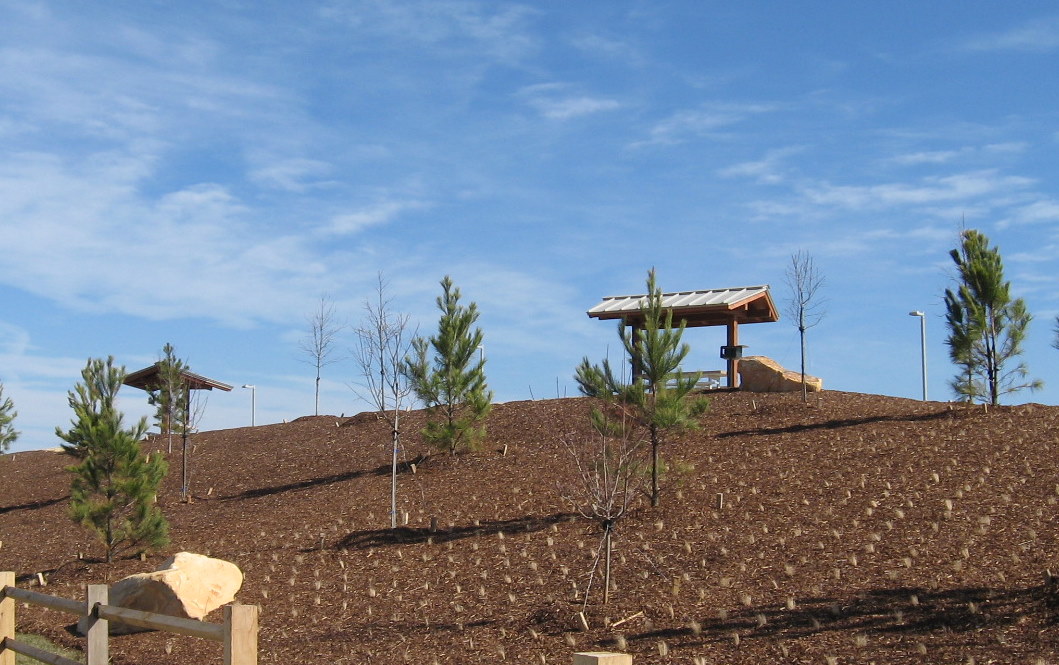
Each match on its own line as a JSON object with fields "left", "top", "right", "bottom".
{"left": 636, "top": 102, "right": 777, "bottom": 147}
{"left": 960, "top": 16, "right": 1059, "bottom": 52}
{"left": 802, "top": 170, "right": 1035, "bottom": 210}
{"left": 518, "top": 83, "right": 622, "bottom": 120}
{"left": 249, "top": 158, "right": 335, "bottom": 192}
{"left": 320, "top": 0, "right": 538, "bottom": 62}
{"left": 324, "top": 199, "right": 428, "bottom": 236}
{"left": 997, "top": 199, "right": 1059, "bottom": 228}
{"left": 717, "top": 147, "right": 804, "bottom": 184}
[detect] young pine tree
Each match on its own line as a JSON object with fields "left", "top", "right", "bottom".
{"left": 944, "top": 229, "right": 1041, "bottom": 405}
{"left": 148, "top": 342, "right": 189, "bottom": 453}
{"left": 576, "top": 269, "right": 709, "bottom": 507}
{"left": 62, "top": 357, "right": 169, "bottom": 562}
{"left": 403, "top": 276, "right": 492, "bottom": 455}
{"left": 0, "top": 381, "right": 18, "bottom": 454}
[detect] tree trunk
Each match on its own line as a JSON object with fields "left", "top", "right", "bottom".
{"left": 800, "top": 308, "right": 808, "bottom": 404}
{"left": 390, "top": 426, "right": 399, "bottom": 529}
{"left": 603, "top": 526, "right": 612, "bottom": 605}
{"left": 650, "top": 424, "right": 660, "bottom": 507}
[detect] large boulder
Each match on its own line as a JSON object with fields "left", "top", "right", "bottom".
{"left": 738, "top": 355, "right": 823, "bottom": 393}
{"left": 78, "top": 552, "right": 243, "bottom": 635}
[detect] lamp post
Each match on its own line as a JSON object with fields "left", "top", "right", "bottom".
{"left": 908, "top": 311, "right": 927, "bottom": 401}
{"left": 242, "top": 384, "right": 256, "bottom": 426}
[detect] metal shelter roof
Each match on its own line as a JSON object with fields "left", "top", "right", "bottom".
{"left": 587, "top": 284, "right": 779, "bottom": 327}
{"left": 123, "top": 364, "right": 234, "bottom": 392}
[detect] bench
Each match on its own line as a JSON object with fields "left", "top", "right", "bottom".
{"left": 668, "top": 370, "right": 727, "bottom": 390}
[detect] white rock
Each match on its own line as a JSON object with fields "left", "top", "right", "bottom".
{"left": 78, "top": 552, "right": 243, "bottom": 635}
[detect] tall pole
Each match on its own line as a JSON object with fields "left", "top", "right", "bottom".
{"left": 242, "top": 385, "right": 256, "bottom": 427}
{"left": 909, "top": 311, "right": 927, "bottom": 401}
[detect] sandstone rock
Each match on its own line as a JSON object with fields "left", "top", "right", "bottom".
{"left": 78, "top": 552, "right": 242, "bottom": 635}
{"left": 738, "top": 355, "right": 823, "bottom": 393}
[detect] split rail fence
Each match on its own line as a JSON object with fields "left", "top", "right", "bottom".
{"left": 0, "top": 571, "right": 257, "bottom": 665}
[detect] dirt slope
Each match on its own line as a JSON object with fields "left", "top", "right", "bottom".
{"left": 2, "top": 390, "right": 1059, "bottom": 664}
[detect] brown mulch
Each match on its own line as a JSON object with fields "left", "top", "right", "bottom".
{"left": 2, "top": 390, "right": 1059, "bottom": 664}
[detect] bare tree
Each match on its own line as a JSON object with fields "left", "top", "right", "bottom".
{"left": 784, "top": 250, "right": 826, "bottom": 403}
{"left": 353, "top": 274, "right": 415, "bottom": 529}
{"left": 558, "top": 404, "right": 644, "bottom": 613}
{"left": 300, "top": 296, "right": 343, "bottom": 416}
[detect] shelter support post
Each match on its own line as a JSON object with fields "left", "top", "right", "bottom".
{"left": 726, "top": 320, "right": 739, "bottom": 388}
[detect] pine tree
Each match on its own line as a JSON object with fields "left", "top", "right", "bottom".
{"left": 57, "top": 357, "right": 125, "bottom": 459}
{"left": 944, "top": 229, "right": 1041, "bottom": 405}
{"left": 576, "top": 269, "right": 709, "bottom": 507}
{"left": 148, "top": 343, "right": 189, "bottom": 453}
{"left": 63, "top": 357, "right": 169, "bottom": 562}
{"left": 0, "top": 382, "right": 18, "bottom": 453}
{"left": 403, "top": 276, "right": 492, "bottom": 455}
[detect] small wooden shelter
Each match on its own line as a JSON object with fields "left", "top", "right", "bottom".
{"left": 124, "top": 364, "right": 232, "bottom": 501}
{"left": 124, "top": 365, "right": 234, "bottom": 394}
{"left": 587, "top": 285, "right": 779, "bottom": 388}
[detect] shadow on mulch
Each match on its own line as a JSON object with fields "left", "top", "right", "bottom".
{"left": 330, "top": 511, "right": 577, "bottom": 550}
{"left": 219, "top": 456, "right": 427, "bottom": 501}
{"left": 717, "top": 409, "right": 956, "bottom": 439}
{"left": 0, "top": 496, "right": 67, "bottom": 515}
{"left": 625, "top": 582, "right": 1059, "bottom": 648}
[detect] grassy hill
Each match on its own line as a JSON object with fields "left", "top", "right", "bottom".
{"left": 2, "top": 390, "right": 1058, "bottom": 664}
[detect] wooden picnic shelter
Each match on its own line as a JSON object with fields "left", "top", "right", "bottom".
{"left": 586, "top": 285, "right": 779, "bottom": 388}
{"left": 124, "top": 364, "right": 232, "bottom": 501}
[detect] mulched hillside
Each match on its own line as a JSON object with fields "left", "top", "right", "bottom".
{"left": 2, "top": 390, "right": 1059, "bottom": 664}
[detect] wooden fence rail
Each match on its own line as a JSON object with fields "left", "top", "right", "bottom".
{"left": 0, "top": 571, "right": 257, "bottom": 665}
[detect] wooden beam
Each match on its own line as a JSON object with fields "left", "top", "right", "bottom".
{"left": 1, "top": 638, "right": 80, "bottom": 665}
{"left": 95, "top": 605, "right": 224, "bottom": 641}
{"left": 2, "top": 586, "right": 84, "bottom": 616}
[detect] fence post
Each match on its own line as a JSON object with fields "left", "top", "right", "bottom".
{"left": 85, "top": 584, "right": 108, "bottom": 665}
{"left": 223, "top": 604, "right": 258, "bottom": 665}
{"left": 0, "top": 572, "right": 13, "bottom": 665}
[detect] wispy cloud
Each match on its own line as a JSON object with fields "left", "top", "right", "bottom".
{"left": 323, "top": 199, "right": 429, "bottom": 236}
{"left": 802, "top": 170, "right": 1035, "bottom": 209}
{"left": 635, "top": 102, "right": 777, "bottom": 147}
{"left": 959, "top": 15, "right": 1059, "bottom": 52}
{"left": 717, "top": 146, "right": 804, "bottom": 184}
{"left": 997, "top": 199, "right": 1059, "bottom": 228}
{"left": 888, "top": 142, "right": 1028, "bottom": 166}
{"left": 249, "top": 158, "right": 335, "bottom": 192}
{"left": 320, "top": 0, "right": 538, "bottom": 62}
{"left": 518, "top": 83, "right": 622, "bottom": 120}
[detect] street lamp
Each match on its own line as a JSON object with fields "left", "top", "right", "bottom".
{"left": 908, "top": 311, "right": 927, "bottom": 401}
{"left": 242, "top": 384, "right": 256, "bottom": 426}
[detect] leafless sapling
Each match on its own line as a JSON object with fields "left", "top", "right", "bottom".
{"left": 784, "top": 250, "right": 826, "bottom": 403}
{"left": 300, "top": 295, "right": 344, "bottom": 416}
{"left": 559, "top": 403, "right": 645, "bottom": 611}
{"left": 353, "top": 273, "right": 416, "bottom": 528}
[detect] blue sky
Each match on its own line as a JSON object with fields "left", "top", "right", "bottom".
{"left": 3, "top": 1, "right": 1059, "bottom": 452}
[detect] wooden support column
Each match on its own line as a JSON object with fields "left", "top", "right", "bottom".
{"left": 0, "top": 572, "right": 14, "bottom": 665}
{"left": 628, "top": 323, "right": 642, "bottom": 383}
{"left": 726, "top": 319, "right": 740, "bottom": 388}
{"left": 86, "top": 585, "right": 108, "bottom": 665}
{"left": 224, "top": 604, "right": 259, "bottom": 665}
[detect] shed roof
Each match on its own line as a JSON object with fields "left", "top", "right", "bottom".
{"left": 587, "top": 284, "right": 779, "bottom": 327}
{"left": 123, "top": 364, "right": 234, "bottom": 392}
